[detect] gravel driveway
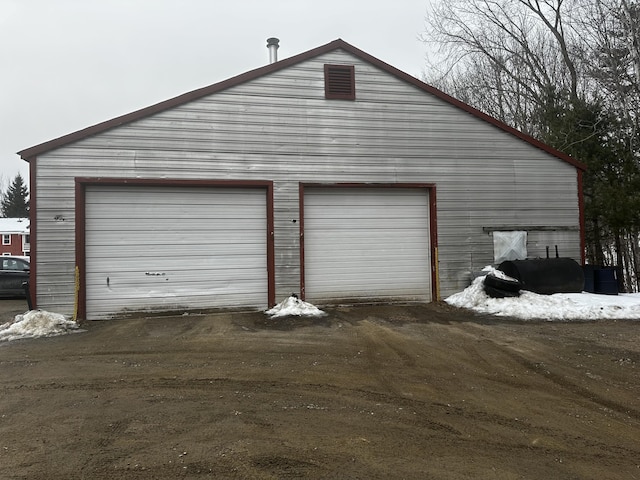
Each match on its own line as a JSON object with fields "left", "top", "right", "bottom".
{"left": 1, "top": 301, "right": 639, "bottom": 479}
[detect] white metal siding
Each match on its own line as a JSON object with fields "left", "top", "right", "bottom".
{"left": 84, "top": 186, "right": 267, "bottom": 319}
{"left": 303, "top": 188, "right": 431, "bottom": 303}
{"left": 33, "top": 48, "right": 581, "bottom": 315}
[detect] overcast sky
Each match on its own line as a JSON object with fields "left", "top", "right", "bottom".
{"left": 0, "top": 0, "right": 435, "bottom": 187}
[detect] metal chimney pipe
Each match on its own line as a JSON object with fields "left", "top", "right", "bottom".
{"left": 267, "top": 37, "right": 279, "bottom": 63}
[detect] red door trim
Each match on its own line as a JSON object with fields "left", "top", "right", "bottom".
{"left": 75, "top": 178, "right": 275, "bottom": 320}
{"left": 299, "top": 182, "right": 439, "bottom": 302}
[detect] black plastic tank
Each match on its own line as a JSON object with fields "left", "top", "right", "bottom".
{"left": 498, "top": 258, "right": 585, "bottom": 295}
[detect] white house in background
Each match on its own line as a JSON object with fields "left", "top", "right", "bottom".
{"left": 0, "top": 218, "right": 30, "bottom": 257}
{"left": 18, "top": 39, "right": 586, "bottom": 320}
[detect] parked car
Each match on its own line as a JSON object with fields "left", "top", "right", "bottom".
{"left": 0, "top": 256, "right": 30, "bottom": 297}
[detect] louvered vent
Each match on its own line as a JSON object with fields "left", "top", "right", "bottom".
{"left": 324, "top": 65, "right": 355, "bottom": 100}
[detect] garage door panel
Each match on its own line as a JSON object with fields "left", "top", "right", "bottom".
{"left": 308, "top": 190, "right": 425, "bottom": 204}
{"left": 87, "top": 290, "right": 265, "bottom": 313}
{"left": 307, "top": 238, "right": 429, "bottom": 252}
{"left": 87, "top": 217, "right": 265, "bottom": 231}
{"left": 304, "top": 187, "right": 431, "bottom": 303}
{"left": 307, "top": 249, "right": 430, "bottom": 261}
{"left": 86, "top": 239, "right": 267, "bottom": 254}
{"left": 87, "top": 256, "right": 267, "bottom": 274}
{"left": 307, "top": 257, "right": 429, "bottom": 269}
{"left": 88, "top": 275, "right": 267, "bottom": 294}
{"left": 85, "top": 185, "right": 268, "bottom": 319}
{"left": 306, "top": 285, "right": 429, "bottom": 299}
{"left": 86, "top": 243, "right": 265, "bottom": 257}
{"left": 310, "top": 273, "right": 430, "bottom": 283}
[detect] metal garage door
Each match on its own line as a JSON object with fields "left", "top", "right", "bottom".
{"left": 303, "top": 187, "right": 431, "bottom": 303}
{"left": 85, "top": 185, "right": 268, "bottom": 319}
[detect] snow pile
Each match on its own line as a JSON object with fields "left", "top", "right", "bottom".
{"left": 446, "top": 269, "right": 640, "bottom": 321}
{"left": 266, "top": 295, "right": 326, "bottom": 319}
{"left": 485, "top": 266, "right": 518, "bottom": 282}
{"left": 0, "top": 310, "right": 79, "bottom": 342}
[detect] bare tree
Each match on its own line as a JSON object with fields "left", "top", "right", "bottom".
{"left": 516, "top": 0, "right": 580, "bottom": 101}
{"left": 422, "top": 0, "right": 640, "bottom": 291}
{"left": 422, "top": 0, "right": 582, "bottom": 127}
{"left": 621, "top": 0, "right": 640, "bottom": 87}
{"left": 575, "top": 1, "right": 640, "bottom": 124}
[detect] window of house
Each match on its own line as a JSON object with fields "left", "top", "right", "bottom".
{"left": 2, "top": 234, "right": 10, "bottom": 245}
{"left": 324, "top": 65, "right": 355, "bottom": 100}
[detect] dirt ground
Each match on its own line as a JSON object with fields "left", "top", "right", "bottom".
{"left": 1, "top": 299, "right": 639, "bottom": 480}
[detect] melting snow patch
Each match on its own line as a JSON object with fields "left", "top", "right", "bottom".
{"left": 0, "top": 310, "right": 80, "bottom": 342}
{"left": 446, "top": 269, "right": 640, "bottom": 321}
{"left": 481, "top": 265, "right": 518, "bottom": 282}
{"left": 265, "top": 295, "right": 326, "bottom": 319}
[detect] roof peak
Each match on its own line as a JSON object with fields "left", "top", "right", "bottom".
{"left": 18, "top": 38, "right": 584, "bottom": 171}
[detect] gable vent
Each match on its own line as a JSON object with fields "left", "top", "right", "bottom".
{"left": 324, "top": 64, "right": 355, "bottom": 100}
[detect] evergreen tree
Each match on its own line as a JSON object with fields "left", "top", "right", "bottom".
{"left": 1, "top": 173, "right": 29, "bottom": 218}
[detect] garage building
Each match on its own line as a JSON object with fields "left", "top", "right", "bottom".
{"left": 19, "top": 39, "right": 585, "bottom": 320}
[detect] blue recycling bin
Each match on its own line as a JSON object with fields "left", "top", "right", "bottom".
{"left": 594, "top": 267, "right": 618, "bottom": 295}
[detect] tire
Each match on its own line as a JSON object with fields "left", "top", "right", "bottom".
{"left": 483, "top": 284, "right": 521, "bottom": 298}
{"left": 484, "top": 273, "right": 522, "bottom": 293}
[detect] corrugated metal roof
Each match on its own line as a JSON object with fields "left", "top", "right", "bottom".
{"left": 0, "top": 217, "right": 29, "bottom": 233}
{"left": 17, "top": 38, "right": 586, "bottom": 171}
